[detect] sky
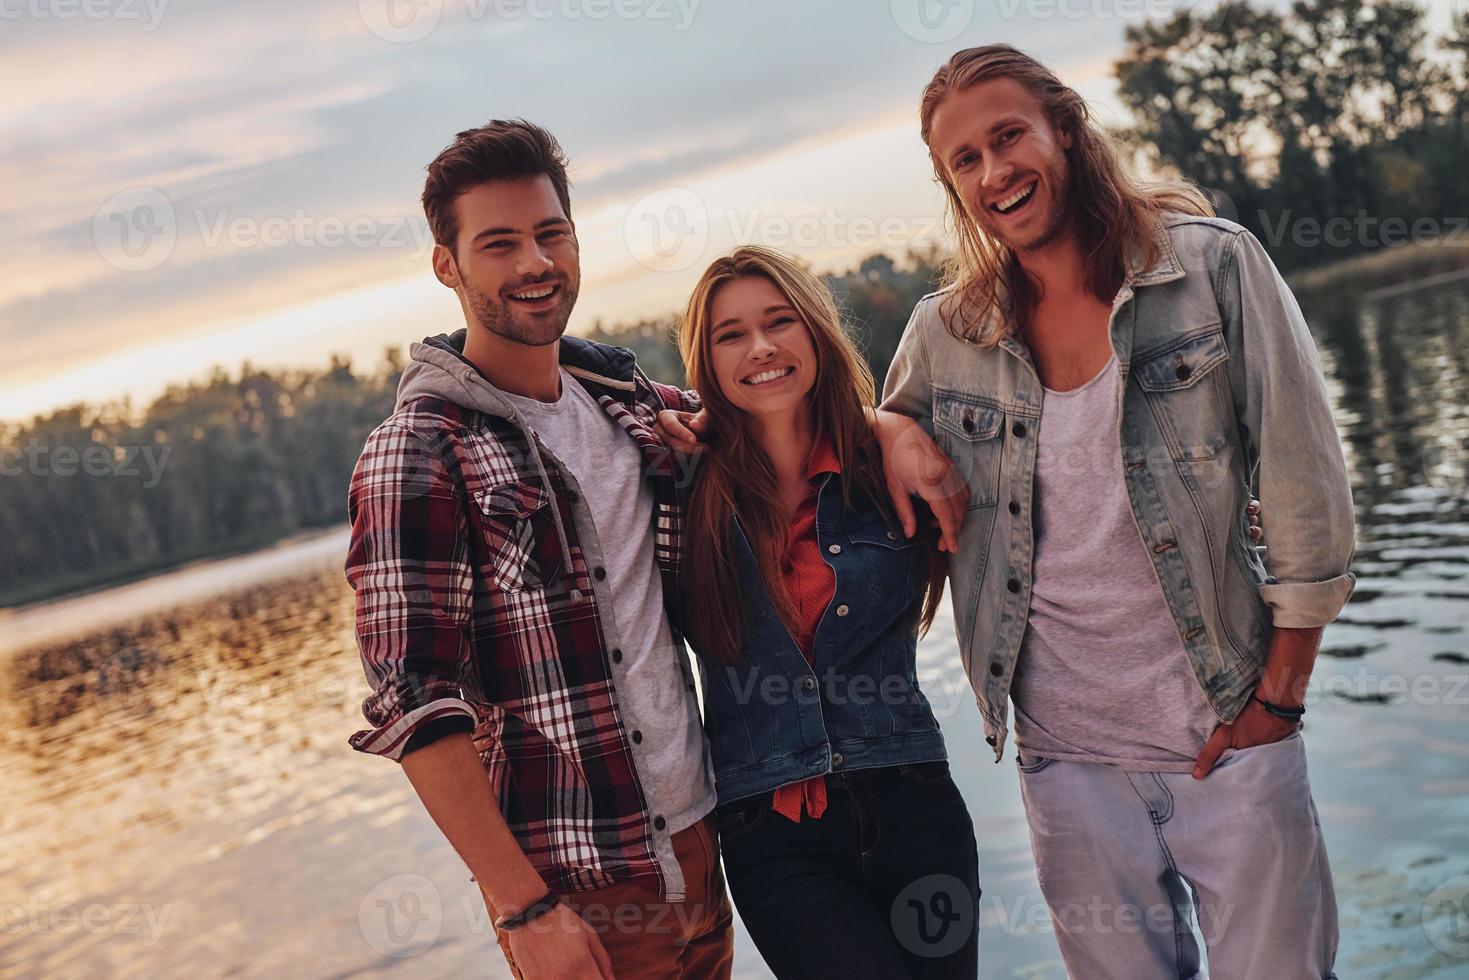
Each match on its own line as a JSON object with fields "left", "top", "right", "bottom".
{"left": 2, "top": 0, "right": 1459, "bottom": 421}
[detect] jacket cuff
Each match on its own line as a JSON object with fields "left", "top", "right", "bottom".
{"left": 1258, "top": 573, "right": 1356, "bottom": 629}
{"left": 349, "top": 698, "right": 477, "bottom": 762}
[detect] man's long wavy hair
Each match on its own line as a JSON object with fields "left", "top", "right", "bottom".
{"left": 678, "top": 246, "right": 946, "bottom": 666}
{"left": 919, "top": 45, "right": 1214, "bottom": 346}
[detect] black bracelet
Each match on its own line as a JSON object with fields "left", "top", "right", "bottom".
{"left": 495, "top": 891, "right": 561, "bottom": 932}
{"left": 1252, "top": 692, "right": 1306, "bottom": 721}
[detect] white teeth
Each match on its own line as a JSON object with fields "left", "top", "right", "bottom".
{"left": 512, "top": 285, "right": 555, "bottom": 300}
{"left": 743, "top": 366, "right": 794, "bottom": 386}
{"left": 995, "top": 182, "right": 1036, "bottom": 213}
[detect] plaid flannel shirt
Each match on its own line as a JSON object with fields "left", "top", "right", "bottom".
{"left": 346, "top": 334, "right": 702, "bottom": 900}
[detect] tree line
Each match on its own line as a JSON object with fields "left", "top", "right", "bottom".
{"left": 6, "top": 0, "right": 1463, "bottom": 606}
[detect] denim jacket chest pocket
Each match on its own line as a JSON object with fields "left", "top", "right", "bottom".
{"left": 1132, "top": 327, "right": 1232, "bottom": 462}
{"left": 472, "top": 483, "right": 564, "bottom": 593}
{"left": 842, "top": 515, "right": 919, "bottom": 620}
{"left": 932, "top": 390, "right": 1004, "bottom": 508}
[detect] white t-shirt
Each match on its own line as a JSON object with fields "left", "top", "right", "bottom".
{"left": 502, "top": 368, "right": 716, "bottom": 832}
{"left": 1011, "top": 356, "right": 1219, "bottom": 771}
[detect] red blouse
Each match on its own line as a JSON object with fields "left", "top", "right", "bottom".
{"left": 771, "top": 435, "right": 841, "bottom": 822}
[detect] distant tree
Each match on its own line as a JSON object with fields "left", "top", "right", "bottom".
{"left": 1116, "top": 0, "right": 1466, "bottom": 269}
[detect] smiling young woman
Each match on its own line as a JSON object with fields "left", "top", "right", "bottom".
{"left": 673, "top": 246, "right": 979, "bottom": 979}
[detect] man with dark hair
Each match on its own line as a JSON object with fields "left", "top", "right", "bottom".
{"left": 879, "top": 46, "right": 1352, "bottom": 978}
{"left": 345, "top": 119, "right": 733, "bottom": 979}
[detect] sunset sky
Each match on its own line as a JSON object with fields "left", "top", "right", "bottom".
{"left": 4, "top": 0, "right": 1458, "bottom": 421}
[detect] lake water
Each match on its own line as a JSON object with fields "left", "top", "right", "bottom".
{"left": 3, "top": 271, "right": 1468, "bottom": 979}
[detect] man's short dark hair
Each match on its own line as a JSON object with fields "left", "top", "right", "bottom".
{"left": 421, "top": 119, "right": 572, "bottom": 253}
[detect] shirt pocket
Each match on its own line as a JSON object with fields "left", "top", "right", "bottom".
{"left": 472, "top": 483, "right": 563, "bottom": 593}
{"left": 932, "top": 390, "right": 1004, "bottom": 508}
{"left": 847, "top": 515, "right": 920, "bottom": 618}
{"left": 1132, "top": 327, "right": 1231, "bottom": 462}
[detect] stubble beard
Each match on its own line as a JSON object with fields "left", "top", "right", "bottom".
{"left": 463, "top": 276, "right": 580, "bottom": 348}
{"left": 981, "top": 155, "right": 1074, "bottom": 256}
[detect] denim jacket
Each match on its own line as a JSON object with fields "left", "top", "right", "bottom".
{"left": 880, "top": 214, "right": 1357, "bottom": 761}
{"left": 695, "top": 480, "right": 948, "bottom": 804}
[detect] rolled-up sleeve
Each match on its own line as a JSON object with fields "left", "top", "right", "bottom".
{"left": 345, "top": 423, "right": 478, "bottom": 760}
{"left": 653, "top": 382, "right": 703, "bottom": 415}
{"left": 1222, "top": 229, "right": 1357, "bottom": 628}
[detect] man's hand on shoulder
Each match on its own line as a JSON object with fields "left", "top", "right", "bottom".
{"left": 872, "top": 408, "right": 969, "bottom": 553}
{"left": 655, "top": 408, "right": 708, "bottom": 455}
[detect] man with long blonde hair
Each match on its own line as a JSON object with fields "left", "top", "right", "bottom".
{"left": 881, "top": 45, "right": 1352, "bottom": 978}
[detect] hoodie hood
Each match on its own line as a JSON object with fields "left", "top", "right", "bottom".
{"left": 396, "top": 328, "right": 522, "bottom": 418}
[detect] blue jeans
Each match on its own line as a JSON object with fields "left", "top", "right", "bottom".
{"left": 715, "top": 761, "right": 981, "bottom": 979}
{"left": 1017, "top": 733, "right": 1338, "bottom": 979}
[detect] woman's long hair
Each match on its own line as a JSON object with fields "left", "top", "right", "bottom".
{"left": 678, "top": 246, "right": 946, "bottom": 665}
{"left": 919, "top": 44, "right": 1214, "bottom": 346}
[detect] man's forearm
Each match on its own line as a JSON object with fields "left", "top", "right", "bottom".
{"left": 1256, "top": 625, "right": 1324, "bottom": 707}
{"left": 400, "top": 732, "right": 549, "bottom": 914}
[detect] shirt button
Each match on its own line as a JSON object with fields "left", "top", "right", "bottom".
{"left": 1007, "top": 578, "right": 1021, "bottom": 593}
{"left": 831, "top": 753, "right": 845, "bottom": 768}
{"left": 594, "top": 566, "right": 607, "bottom": 581}
{"left": 836, "top": 604, "right": 850, "bottom": 617}
{"left": 1008, "top": 501, "right": 1020, "bottom": 515}
{"left": 989, "top": 662, "right": 1003, "bottom": 678}
{"left": 653, "top": 815, "right": 666, "bottom": 831}
{"left": 611, "top": 648, "right": 623, "bottom": 663}
{"left": 985, "top": 735, "right": 997, "bottom": 746}
{"left": 566, "top": 490, "right": 580, "bottom": 504}
{"left": 828, "top": 544, "right": 842, "bottom": 555}
{"left": 962, "top": 413, "right": 975, "bottom": 433}
{"left": 1012, "top": 421, "right": 1028, "bottom": 438}
{"left": 886, "top": 530, "right": 898, "bottom": 540}
{"left": 1175, "top": 363, "right": 1192, "bottom": 382}
{"left": 631, "top": 730, "right": 643, "bottom": 744}
{"left": 801, "top": 676, "right": 817, "bottom": 691}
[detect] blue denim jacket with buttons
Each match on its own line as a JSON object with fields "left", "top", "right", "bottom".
{"left": 880, "top": 214, "right": 1357, "bottom": 762}
{"left": 694, "top": 480, "right": 948, "bottom": 804}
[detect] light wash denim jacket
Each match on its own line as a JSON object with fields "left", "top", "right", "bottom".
{"left": 880, "top": 214, "right": 1356, "bottom": 761}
